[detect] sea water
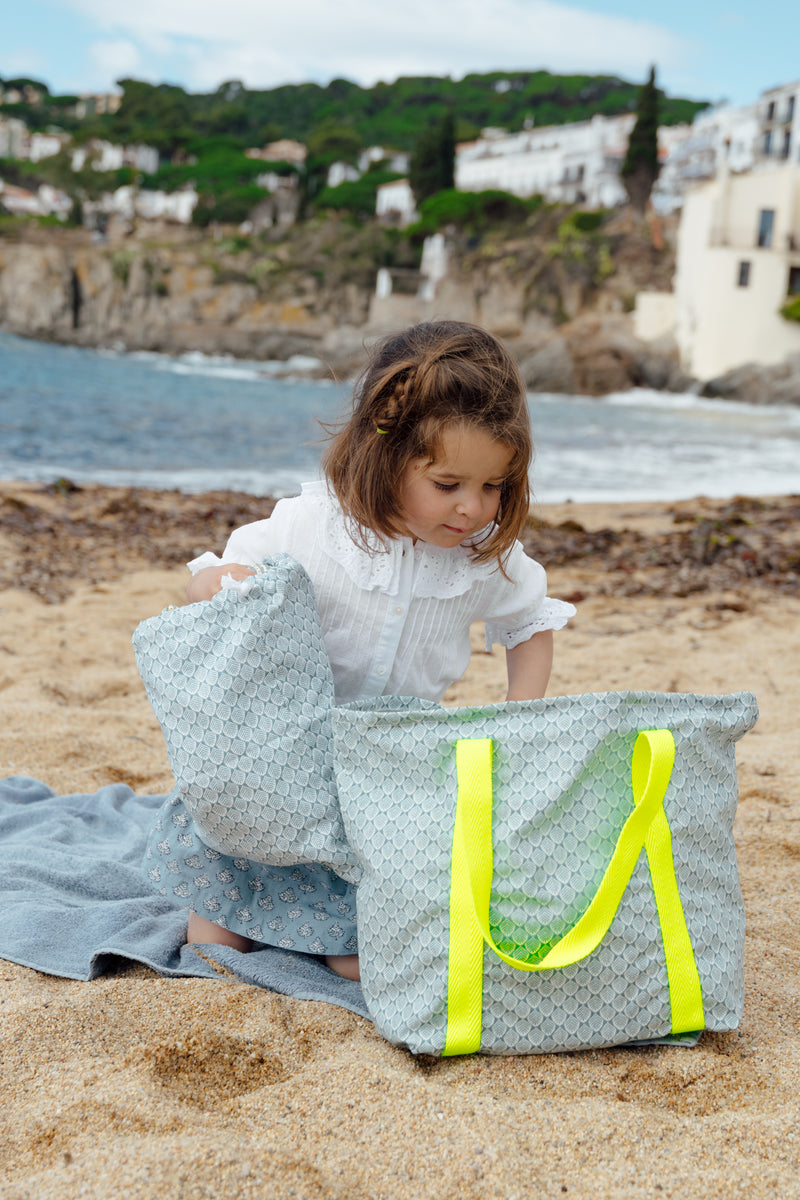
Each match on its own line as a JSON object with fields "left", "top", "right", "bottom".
{"left": 1, "top": 330, "right": 798, "bottom": 503}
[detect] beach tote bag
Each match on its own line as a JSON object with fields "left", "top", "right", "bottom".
{"left": 133, "top": 554, "right": 361, "bottom": 884}
{"left": 332, "top": 690, "right": 758, "bottom": 1056}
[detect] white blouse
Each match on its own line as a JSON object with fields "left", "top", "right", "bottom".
{"left": 190, "top": 481, "right": 575, "bottom": 705}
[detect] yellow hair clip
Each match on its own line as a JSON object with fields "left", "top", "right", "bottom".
{"left": 375, "top": 426, "right": 388, "bottom": 435}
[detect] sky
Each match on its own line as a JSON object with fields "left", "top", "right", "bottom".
{"left": 2, "top": 0, "right": 799, "bottom": 112}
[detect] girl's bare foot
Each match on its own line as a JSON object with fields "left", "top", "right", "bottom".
{"left": 325, "top": 954, "right": 361, "bottom": 981}
{"left": 187, "top": 911, "right": 253, "bottom": 953}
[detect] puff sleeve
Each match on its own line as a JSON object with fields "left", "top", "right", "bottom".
{"left": 482, "top": 541, "right": 576, "bottom": 651}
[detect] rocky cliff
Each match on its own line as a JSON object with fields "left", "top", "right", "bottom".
{"left": 0, "top": 213, "right": 777, "bottom": 398}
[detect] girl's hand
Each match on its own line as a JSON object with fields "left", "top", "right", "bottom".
{"left": 186, "top": 563, "right": 255, "bottom": 603}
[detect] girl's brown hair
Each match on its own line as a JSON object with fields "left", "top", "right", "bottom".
{"left": 323, "top": 320, "right": 532, "bottom": 569}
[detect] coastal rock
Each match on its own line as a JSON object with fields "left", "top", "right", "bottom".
{"left": 701, "top": 356, "right": 800, "bottom": 405}
{"left": 513, "top": 316, "right": 691, "bottom": 397}
{"left": 633, "top": 334, "right": 695, "bottom": 393}
{"left": 0, "top": 222, "right": 791, "bottom": 401}
{"left": 515, "top": 335, "right": 576, "bottom": 394}
{"left": 0, "top": 241, "right": 74, "bottom": 336}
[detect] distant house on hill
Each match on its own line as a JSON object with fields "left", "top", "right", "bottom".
{"left": 0, "top": 180, "right": 71, "bottom": 219}
{"left": 74, "top": 92, "right": 122, "bottom": 118}
{"left": 82, "top": 184, "right": 198, "bottom": 227}
{"left": 358, "top": 146, "right": 409, "bottom": 174}
{"left": 375, "top": 178, "right": 416, "bottom": 225}
{"left": 246, "top": 139, "right": 307, "bottom": 166}
{"left": 0, "top": 116, "right": 29, "bottom": 159}
{"left": 655, "top": 80, "right": 800, "bottom": 211}
{"left": 28, "top": 131, "right": 70, "bottom": 162}
{"left": 0, "top": 81, "right": 46, "bottom": 106}
{"left": 71, "top": 139, "right": 159, "bottom": 175}
{"left": 455, "top": 114, "right": 638, "bottom": 208}
{"left": 327, "top": 161, "right": 360, "bottom": 188}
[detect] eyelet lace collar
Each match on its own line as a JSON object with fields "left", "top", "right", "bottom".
{"left": 302, "top": 481, "right": 499, "bottom": 599}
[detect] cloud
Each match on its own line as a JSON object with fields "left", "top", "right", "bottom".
{"left": 88, "top": 38, "right": 143, "bottom": 84}
{"left": 58, "top": 0, "right": 690, "bottom": 92}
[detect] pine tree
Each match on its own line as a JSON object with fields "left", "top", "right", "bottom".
{"left": 409, "top": 109, "right": 455, "bottom": 206}
{"left": 621, "top": 66, "right": 661, "bottom": 214}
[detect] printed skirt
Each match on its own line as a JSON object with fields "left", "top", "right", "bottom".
{"left": 143, "top": 792, "right": 358, "bottom": 955}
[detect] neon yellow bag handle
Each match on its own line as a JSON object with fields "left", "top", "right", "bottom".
{"left": 444, "top": 730, "right": 705, "bottom": 1056}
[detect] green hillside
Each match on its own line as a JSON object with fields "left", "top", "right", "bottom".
{"left": 2, "top": 69, "right": 708, "bottom": 153}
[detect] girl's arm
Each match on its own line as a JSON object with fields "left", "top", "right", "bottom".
{"left": 505, "top": 630, "right": 553, "bottom": 701}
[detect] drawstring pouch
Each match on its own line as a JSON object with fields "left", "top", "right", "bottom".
{"left": 133, "top": 554, "right": 361, "bottom": 885}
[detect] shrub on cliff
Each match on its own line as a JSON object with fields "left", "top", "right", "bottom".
{"left": 192, "top": 184, "right": 269, "bottom": 226}
{"left": 780, "top": 294, "right": 800, "bottom": 323}
{"left": 409, "top": 188, "right": 541, "bottom": 238}
{"left": 314, "top": 169, "right": 405, "bottom": 218}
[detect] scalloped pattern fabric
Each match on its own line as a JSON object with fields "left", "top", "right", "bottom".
{"left": 142, "top": 796, "right": 357, "bottom": 952}
{"left": 133, "top": 553, "right": 359, "bottom": 882}
{"left": 332, "top": 690, "right": 758, "bottom": 1056}
{"left": 133, "top": 553, "right": 364, "bottom": 945}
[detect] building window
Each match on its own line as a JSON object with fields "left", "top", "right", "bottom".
{"left": 764, "top": 130, "right": 772, "bottom": 155}
{"left": 788, "top": 96, "right": 796, "bottom": 123}
{"left": 783, "top": 130, "right": 792, "bottom": 159}
{"left": 757, "top": 209, "right": 775, "bottom": 248}
{"left": 737, "top": 261, "right": 751, "bottom": 287}
{"left": 788, "top": 266, "right": 800, "bottom": 295}
{"left": 767, "top": 100, "right": 776, "bottom": 120}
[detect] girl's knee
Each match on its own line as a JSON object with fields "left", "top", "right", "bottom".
{"left": 324, "top": 953, "right": 361, "bottom": 981}
{"left": 187, "top": 911, "right": 253, "bottom": 953}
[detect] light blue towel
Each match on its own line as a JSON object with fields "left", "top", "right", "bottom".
{"left": 0, "top": 776, "right": 368, "bottom": 1018}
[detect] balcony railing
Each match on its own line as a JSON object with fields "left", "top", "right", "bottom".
{"left": 708, "top": 227, "right": 800, "bottom": 251}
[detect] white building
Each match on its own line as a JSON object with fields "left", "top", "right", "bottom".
{"left": 71, "top": 140, "right": 159, "bottom": 175}
{"left": 0, "top": 116, "right": 30, "bottom": 159}
{"left": 326, "top": 161, "right": 361, "bottom": 188}
{"left": 327, "top": 146, "right": 410, "bottom": 192}
{"left": 653, "top": 81, "right": 800, "bottom": 212}
{"left": 133, "top": 186, "right": 198, "bottom": 223}
{"left": 245, "top": 139, "right": 307, "bottom": 166}
{"left": 455, "top": 114, "right": 638, "bottom": 208}
{"left": 757, "top": 81, "right": 800, "bottom": 165}
{"left": 74, "top": 93, "right": 122, "bottom": 118}
{"left": 640, "top": 164, "right": 800, "bottom": 379}
{"left": 28, "top": 131, "right": 69, "bottom": 162}
{"left": 82, "top": 184, "right": 198, "bottom": 225}
{"left": 453, "top": 83, "right": 799, "bottom": 215}
{"left": 376, "top": 178, "right": 416, "bottom": 224}
{"left": 358, "top": 146, "right": 409, "bottom": 174}
{"left": 0, "top": 179, "right": 71, "bottom": 218}
{"left": 654, "top": 104, "right": 760, "bottom": 211}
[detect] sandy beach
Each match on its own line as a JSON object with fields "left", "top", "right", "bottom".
{"left": 1, "top": 482, "right": 799, "bottom": 1199}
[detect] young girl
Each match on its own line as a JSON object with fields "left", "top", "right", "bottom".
{"left": 160, "top": 320, "right": 574, "bottom": 979}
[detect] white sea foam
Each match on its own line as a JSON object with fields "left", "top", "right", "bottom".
{"left": 154, "top": 350, "right": 324, "bottom": 382}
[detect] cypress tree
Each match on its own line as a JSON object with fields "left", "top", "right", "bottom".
{"left": 621, "top": 66, "right": 661, "bottom": 214}
{"left": 409, "top": 109, "right": 455, "bottom": 206}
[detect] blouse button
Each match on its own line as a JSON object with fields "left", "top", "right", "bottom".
{"left": 376, "top": 666, "right": 387, "bottom": 677}
{"left": 393, "top": 605, "right": 404, "bottom": 615}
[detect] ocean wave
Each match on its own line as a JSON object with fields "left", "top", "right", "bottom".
{"left": 0, "top": 460, "right": 317, "bottom": 497}
{"left": 154, "top": 350, "right": 325, "bottom": 382}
